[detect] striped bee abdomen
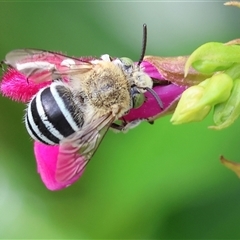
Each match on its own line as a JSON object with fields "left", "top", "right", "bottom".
{"left": 25, "top": 82, "right": 84, "bottom": 145}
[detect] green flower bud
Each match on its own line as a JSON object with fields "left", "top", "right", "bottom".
{"left": 184, "top": 42, "right": 240, "bottom": 76}
{"left": 209, "top": 63, "right": 240, "bottom": 129}
{"left": 210, "top": 78, "right": 240, "bottom": 130}
{"left": 171, "top": 73, "right": 233, "bottom": 124}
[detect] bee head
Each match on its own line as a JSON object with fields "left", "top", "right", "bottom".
{"left": 131, "top": 70, "right": 153, "bottom": 90}
{"left": 112, "top": 24, "right": 163, "bottom": 110}
{"left": 116, "top": 57, "right": 156, "bottom": 109}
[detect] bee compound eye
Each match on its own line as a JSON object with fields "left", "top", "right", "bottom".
{"left": 132, "top": 92, "right": 145, "bottom": 109}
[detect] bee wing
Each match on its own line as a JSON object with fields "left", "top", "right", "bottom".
{"left": 56, "top": 113, "right": 115, "bottom": 183}
{"left": 4, "top": 49, "right": 94, "bottom": 83}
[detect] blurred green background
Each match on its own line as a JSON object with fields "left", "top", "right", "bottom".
{"left": 1, "top": 2, "right": 240, "bottom": 239}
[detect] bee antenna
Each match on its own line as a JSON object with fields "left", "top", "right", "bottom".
{"left": 145, "top": 87, "right": 164, "bottom": 110}
{"left": 137, "top": 23, "right": 147, "bottom": 67}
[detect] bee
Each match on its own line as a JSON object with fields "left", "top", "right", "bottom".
{"left": 1, "top": 24, "right": 163, "bottom": 183}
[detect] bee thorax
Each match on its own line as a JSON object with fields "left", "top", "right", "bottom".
{"left": 86, "top": 62, "right": 132, "bottom": 117}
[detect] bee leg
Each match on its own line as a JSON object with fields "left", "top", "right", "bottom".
{"left": 110, "top": 119, "right": 143, "bottom": 133}
{"left": 110, "top": 118, "right": 129, "bottom": 132}
{"left": 110, "top": 123, "right": 125, "bottom": 132}
{"left": 122, "top": 119, "right": 143, "bottom": 132}
{"left": 147, "top": 119, "right": 154, "bottom": 125}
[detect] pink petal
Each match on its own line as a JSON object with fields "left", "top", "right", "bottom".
{"left": 141, "top": 61, "right": 166, "bottom": 80}
{"left": 0, "top": 68, "right": 49, "bottom": 102}
{"left": 124, "top": 84, "right": 186, "bottom": 122}
{"left": 34, "top": 142, "right": 83, "bottom": 191}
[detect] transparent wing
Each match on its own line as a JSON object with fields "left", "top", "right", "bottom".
{"left": 56, "top": 113, "right": 115, "bottom": 183}
{"left": 4, "top": 49, "right": 94, "bottom": 83}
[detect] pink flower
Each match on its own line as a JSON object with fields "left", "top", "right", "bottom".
{"left": 123, "top": 56, "right": 207, "bottom": 123}
{"left": 0, "top": 68, "right": 49, "bottom": 103}
{"left": 34, "top": 142, "right": 85, "bottom": 190}
{"left": 1, "top": 54, "right": 203, "bottom": 190}
{"left": 123, "top": 61, "right": 187, "bottom": 122}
